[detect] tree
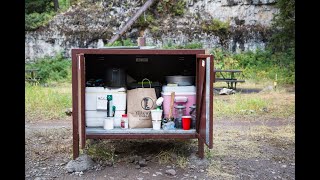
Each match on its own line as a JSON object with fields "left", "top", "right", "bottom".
{"left": 53, "top": 0, "right": 60, "bottom": 11}
{"left": 25, "top": 0, "right": 53, "bottom": 14}
{"left": 268, "top": 0, "right": 295, "bottom": 52}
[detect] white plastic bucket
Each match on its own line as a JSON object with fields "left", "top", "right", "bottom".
{"left": 104, "top": 117, "right": 114, "bottom": 130}
{"left": 152, "top": 120, "right": 161, "bottom": 130}
{"left": 150, "top": 110, "right": 163, "bottom": 120}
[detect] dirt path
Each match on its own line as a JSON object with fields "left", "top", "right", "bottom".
{"left": 25, "top": 116, "right": 295, "bottom": 180}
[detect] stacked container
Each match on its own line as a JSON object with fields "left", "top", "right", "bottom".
{"left": 150, "top": 110, "right": 162, "bottom": 130}
{"left": 85, "top": 87, "right": 126, "bottom": 127}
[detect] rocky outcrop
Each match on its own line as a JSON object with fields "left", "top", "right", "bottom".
{"left": 25, "top": 0, "right": 278, "bottom": 61}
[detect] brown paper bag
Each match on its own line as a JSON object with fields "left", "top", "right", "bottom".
{"left": 127, "top": 81, "right": 157, "bottom": 128}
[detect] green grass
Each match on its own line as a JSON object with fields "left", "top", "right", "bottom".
{"left": 214, "top": 89, "right": 295, "bottom": 118}
{"left": 25, "top": 83, "right": 72, "bottom": 121}
{"left": 214, "top": 93, "right": 269, "bottom": 117}
{"left": 85, "top": 141, "right": 116, "bottom": 162}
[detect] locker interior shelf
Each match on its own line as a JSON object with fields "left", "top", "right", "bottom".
{"left": 86, "top": 127, "right": 196, "bottom": 134}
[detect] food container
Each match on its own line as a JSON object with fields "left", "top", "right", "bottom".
{"left": 105, "top": 67, "right": 126, "bottom": 87}
{"left": 104, "top": 117, "right": 114, "bottom": 130}
{"left": 165, "top": 76, "right": 195, "bottom": 86}
{"left": 161, "top": 85, "right": 196, "bottom": 118}
{"left": 152, "top": 120, "right": 161, "bottom": 130}
{"left": 150, "top": 110, "right": 163, "bottom": 120}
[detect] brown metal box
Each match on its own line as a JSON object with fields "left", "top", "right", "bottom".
{"left": 71, "top": 48, "right": 214, "bottom": 159}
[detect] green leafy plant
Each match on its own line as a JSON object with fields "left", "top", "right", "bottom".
{"left": 25, "top": 12, "right": 55, "bottom": 30}
{"left": 201, "top": 19, "right": 231, "bottom": 47}
{"left": 156, "top": 0, "right": 186, "bottom": 16}
{"left": 25, "top": 0, "right": 71, "bottom": 31}
{"left": 134, "top": 12, "right": 156, "bottom": 29}
{"left": 105, "top": 39, "right": 137, "bottom": 46}
{"left": 163, "top": 41, "right": 203, "bottom": 49}
{"left": 25, "top": 52, "right": 71, "bottom": 83}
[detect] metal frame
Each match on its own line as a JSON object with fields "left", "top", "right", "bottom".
{"left": 72, "top": 49, "right": 213, "bottom": 160}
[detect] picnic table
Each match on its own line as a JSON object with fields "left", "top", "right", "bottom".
{"left": 214, "top": 69, "right": 245, "bottom": 89}
{"left": 25, "top": 69, "right": 40, "bottom": 85}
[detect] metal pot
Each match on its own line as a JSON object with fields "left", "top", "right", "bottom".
{"left": 165, "top": 76, "right": 195, "bottom": 86}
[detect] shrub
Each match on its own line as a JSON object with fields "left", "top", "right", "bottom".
{"left": 163, "top": 41, "right": 203, "bottom": 49}
{"left": 105, "top": 39, "right": 137, "bottom": 47}
{"left": 210, "top": 48, "right": 295, "bottom": 84}
{"left": 25, "top": 53, "right": 71, "bottom": 83}
{"left": 25, "top": 12, "right": 55, "bottom": 31}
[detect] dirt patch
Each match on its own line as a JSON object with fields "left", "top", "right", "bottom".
{"left": 25, "top": 115, "right": 295, "bottom": 179}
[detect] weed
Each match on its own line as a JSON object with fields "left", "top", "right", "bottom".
{"left": 207, "top": 160, "right": 235, "bottom": 179}
{"left": 156, "top": 0, "right": 186, "bottom": 17}
{"left": 85, "top": 141, "right": 116, "bottom": 162}
{"left": 176, "top": 156, "right": 189, "bottom": 169}
{"left": 214, "top": 93, "right": 269, "bottom": 117}
{"left": 25, "top": 83, "right": 72, "bottom": 121}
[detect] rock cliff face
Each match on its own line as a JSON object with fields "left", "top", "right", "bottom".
{"left": 25, "top": 0, "right": 278, "bottom": 61}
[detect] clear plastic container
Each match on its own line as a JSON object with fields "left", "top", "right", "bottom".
{"left": 121, "top": 114, "right": 128, "bottom": 129}
{"left": 174, "top": 104, "right": 186, "bottom": 129}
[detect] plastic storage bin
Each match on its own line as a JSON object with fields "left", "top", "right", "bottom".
{"left": 161, "top": 85, "right": 196, "bottom": 118}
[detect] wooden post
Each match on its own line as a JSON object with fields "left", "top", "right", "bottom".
{"left": 138, "top": 37, "right": 146, "bottom": 46}
{"left": 198, "top": 138, "right": 204, "bottom": 159}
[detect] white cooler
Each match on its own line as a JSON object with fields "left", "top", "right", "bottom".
{"left": 85, "top": 87, "right": 127, "bottom": 127}
{"left": 161, "top": 85, "right": 196, "bottom": 118}
{"left": 85, "top": 110, "right": 125, "bottom": 127}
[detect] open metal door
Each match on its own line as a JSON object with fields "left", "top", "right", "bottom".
{"left": 196, "top": 54, "right": 214, "bottom": 149}
{"left": 77, "top": 54, "right": 86, "bottom": 149}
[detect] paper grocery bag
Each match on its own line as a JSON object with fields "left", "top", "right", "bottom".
{"left": 127, "top": 87, "right": 157, "bottom": 128}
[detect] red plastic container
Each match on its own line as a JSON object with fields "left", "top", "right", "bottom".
{"left": 182, "top": 116, "right": 191, "bottom": 130}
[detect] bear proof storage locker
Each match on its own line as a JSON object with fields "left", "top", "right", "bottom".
{"left": 72, "top": 48, "right": 214, "bottom": 159}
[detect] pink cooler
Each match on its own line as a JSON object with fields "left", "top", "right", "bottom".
{"left": 161, "top": 86, "right": 196, "bottom": 118}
